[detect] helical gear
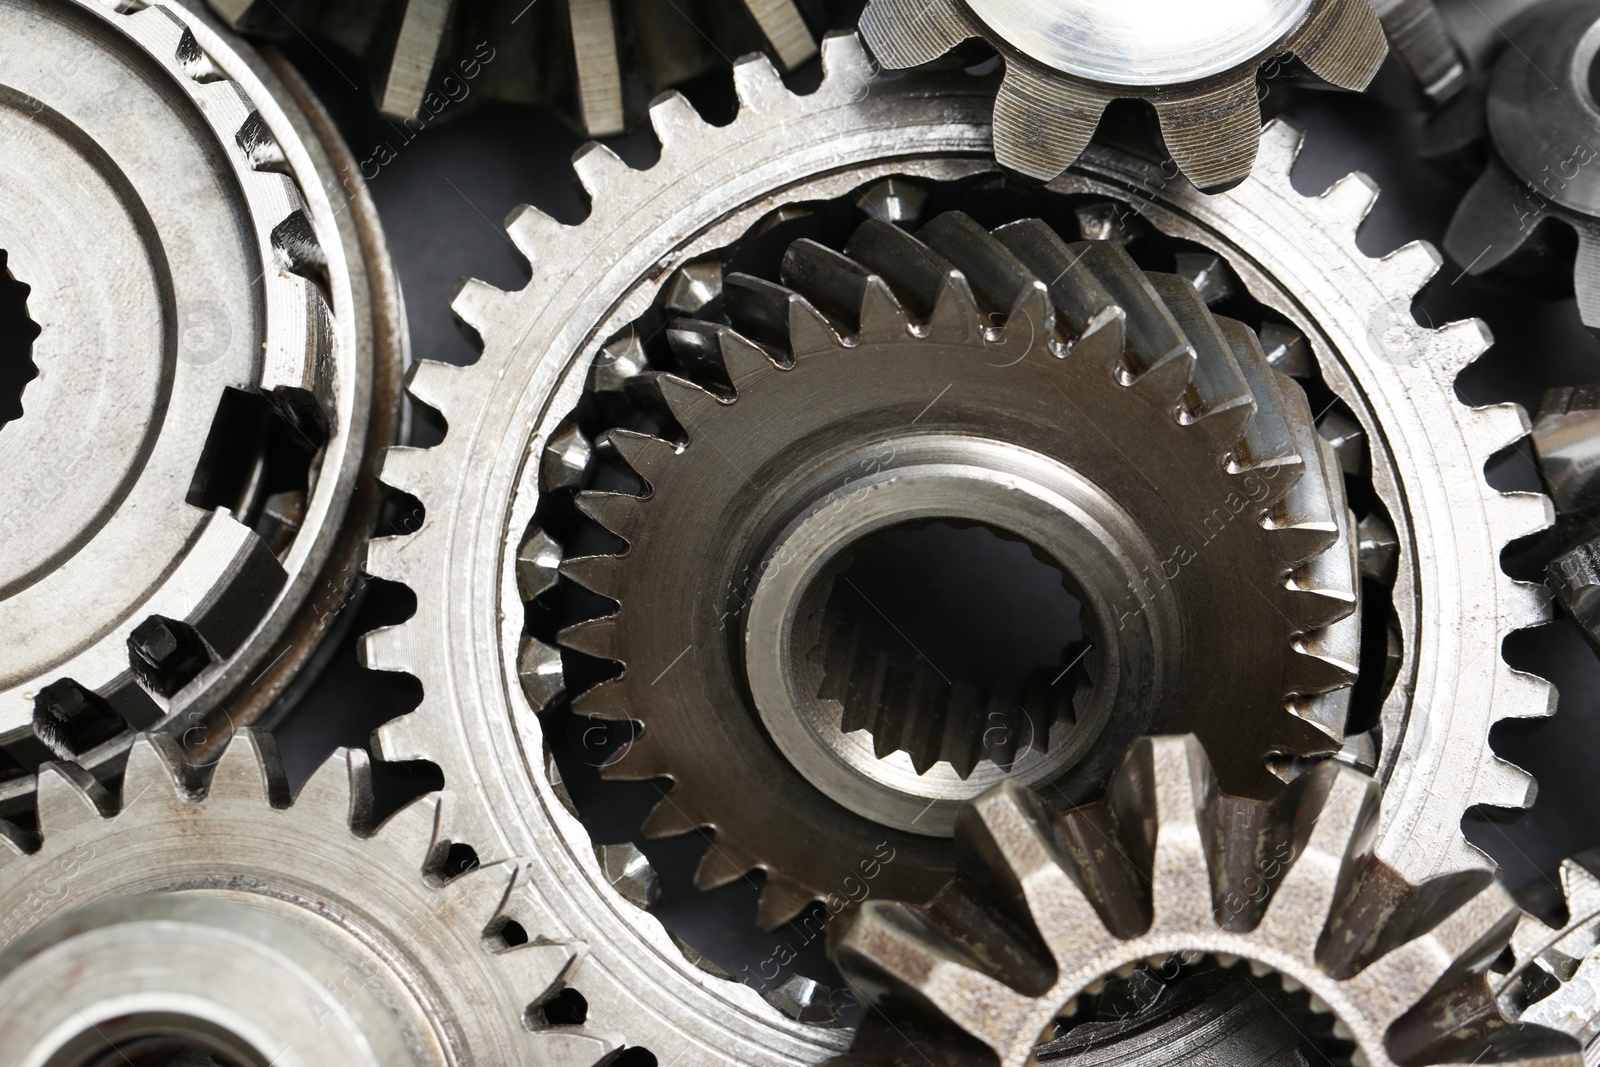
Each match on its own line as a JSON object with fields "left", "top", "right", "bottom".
{"left": 561, "top": 209, "right": 1359, "bottom": 926}
{"left": 0, "top": 730, "right": 613, "bottom": 1066}
{"left": 830, "top": 735, "right": 1581, "bottom": 1067}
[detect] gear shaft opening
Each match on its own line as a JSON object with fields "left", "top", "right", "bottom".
{"left": 814, "top": 521, "right": 1091, "bottom": 778}
{"left": 0, "top": 251, "right": 40, "bottom": 432}
{"left": 57, "top": 1016, "right": 263, "bottom": 1067}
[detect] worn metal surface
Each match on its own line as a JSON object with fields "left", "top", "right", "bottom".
{"left": 1499, "top": 850, "right": 1600, "bottom": 1064}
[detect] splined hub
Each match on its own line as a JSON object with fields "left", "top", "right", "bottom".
{"left": 561, "top": 209, "right": 1360, "bottom": 924}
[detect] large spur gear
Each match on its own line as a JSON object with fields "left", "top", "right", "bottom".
{"left": 0, "top": 730, "right": 612, "bottom": 1066}
{"left": 830, "top": 734, "right": 1581, "bottom": 1067}
{"left": 362, "top": 34, "right": 1551, "bottom": 1065}
{"left": 208, "top": 0, "right": 821, "bottom": 135}
{"left": 1434, "top": 0, "right": 1600, "bottom": 334}
{"left": 563, "top": 209, "right": 1361, "bottom": 924}
{"left": 0, "top": 2, "right": 401, "bottom": 813}
{"left": 855, "top": 0, "right": 1388, "bottom": 190}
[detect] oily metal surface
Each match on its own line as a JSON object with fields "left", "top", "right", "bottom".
{"left": 0, "top": 730, "right": 611, "bottom": 1066}
{"left": 359, "top": 36, "right": 1551, "bottom": 1065}
{"left": 0, "top": 1, "right": 396, "bottom": 812}
{"left": 855, "top": 0, "right": 1387, "bottom": 189}
{"left": 830, "top": 735, "right": 1579, "bottom": 1067}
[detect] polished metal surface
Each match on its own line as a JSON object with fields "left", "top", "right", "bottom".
{"left": 831, "top": 735, "right": 1580, "bottom": 1067}
{"left": 856, "top": 0, "right": 1387, "bottom": 189}
{"left": 0, "top": 731, "right": 610, "bottom": 1066}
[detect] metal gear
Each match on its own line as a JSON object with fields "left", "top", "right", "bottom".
{"left": 1370, "top": 0, "right": 1467, "bottom": 104}
{"left": 1496, "top": 850, "right": 1600, "bottom": 1061}
{"left": 362, "top": 36, "right": 1550, "bottom": 1064}
{"left": 1434, "top": 0, "right": 1600, "bottom": 334}
{"left": 0, "top": 1, "right": 402, "bottom": 813}
{"left": 0, "top": 729, "right": 612, "bottom": 1066}
{"left": 208, "top": 0, "right": 822, "bottom": 135}
{"left": 830, "top": 734, "right": 1581, "bottom": 1067}
{"left": 854, "top": 0, "right": 1388, "bottom": 190}
{"left": 561, "top": 209, "right": 1360, "bottom": 924}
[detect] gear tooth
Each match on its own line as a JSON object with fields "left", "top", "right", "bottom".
{"left": 374, "top": 709, "right": 432, "bottom": 764}
{"left": 505, "top": 203, "right": 566, "bottom": 264}
{"left": 602, "top": 726, "right": 673, "bottom": 781}
{"left": 757, "top": 876, "right": 819, "bottom": 930}
{"left": 719, "top": 327, "right": 785, "bottom": 388}
{"left": 379, "top": 444, "right": 434, "bottom": 498}
{"left": 122, "top": 733, "right": 189, "bottom": 802}
{"left": 1260, "top": 763, "right": 1378, "bottom": 935}
{"left": 647, "top": 90, "right": 709, "bottom": 147}
{"left": 35, "top": 761, "right": 115, "bottom": 837}
{"left": 1075, "top": 242, "right": 1193, "bottom": 382}
{"left": 206, "top": 729, "right": 289, "bottom": 807}
{"left": 694, "top": 838, "right": 760, "bottom": 890}
{"left": 1145, "top": 273, "right": 1253, "bottom": 427}
{"left": 558, "top": 615, "right": 620, "bottom": 662}
{"left": 364, "top": 534, "right": 415, "bottom": 586}
{"left": 815, "top": 28, "right": 871, "bottom": 83}
{"left": 542, "top": 422, "right": 592, "bottom": 492}
{"left": 571, "top": 142, "right": 631, "bottom": 200}
{"left": 1466, "top": 401, "right": 1536, "bottom": 457}
{"left": 632, "top": 371, "right": 727, "bottom": 432}
{"left": 787, "top": 291, "right": 845, "bottom": 358}
{"left": 1115, "top": 736, "right": 1219, "bottom": 927}
{"left": 597, "top": 428, "right": 679, "bottom": 487}
{"left": 441, "top": 857, "right": 517, "bottom": 925}
{"left": 1495, "top": 663, "right": 1556, "bottom": 722}
{"left": 1476, "top": 758, "right": 1540, "bottom": 812}
{"left": 517, "top": 636, "right": 567, "bottom": 712}
{"left": 498, "top": 938, "right": 582, "bottom": 1007}
{"left": 1431, "top": 318, "right": 1495, "bottom": 377}
{"left": 926, "top": 272, "right": 985, "bottom": 344}
{"left": 962, "top": 783, "right": 1108, "bottom": 944}
{"left": 1152, "top": 76, "right": 1262, "bottom": 193}
{"left": 296, "top": 746, "right": 372, "bottom": 832}
{"left": 1288, "top": 0, "right": 1388, "bottom": 91}
{"left": 918, "top": 212, "right": 1038, "bottom": 308}
{"left": 1318, "top": 172, "right": 1380, "bottom": 232}
{"left": 406, "top": 359, "right": 463, "bottom": 421}
{"left": 1575, "top": 223, "right": 1600, "bottom": 332}
{"left": 992, "top": 62, "right": 1109, "bottom": 182}
{"left": 1380, "top": 241, "right": 1443, "bottom": 300}
{"left": 1219, "top": 322, "right": 1301, "bottom": 474}
{"left": 570, "top": 678, "right": 630, "bottom": 722}
{"left": 779, "top": 239, "right": 909, "bottom": 342}
{"left": 1504, "top": 575, "right": 1555, "bottom": 633}
{"left": 1286, "top": 643, "right": 1361, "bottom": 694}
{"left": 561, "top": 553, "right": 626, "bottom": 600}
{"left": 360, "top": 620, "right": 416, "bottom": 674}
{"left": 642, "top": 794, "right": 703, "bottom": 838}
{"left": 1489, "top": 491, "right": 1556, "bottom": 549}
{"left": 516, "top": 527, "right": 564, "bottom": 601}
{"left": 845, "top": 218, "right": 956, "bottom": 317}
{"left": 575, "top": 491, "right": 643, "bottom": 541}
{"left": 1254, "top": 119, "right": 1307, "bottom": 182}
{"left": 856, "top": 0, "right": 971, "bottom": 68}
{"left": 1442, "top": 161, "right": 1534, "bottom": 278}
{"left": 732, "top": 52, "right": 787, "bottom": 111}
{"left": 449, "top": 278, "right": 507, "bottom": 339}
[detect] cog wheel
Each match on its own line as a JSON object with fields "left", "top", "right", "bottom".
{"left": 831, "top": 734, "right": 1581, "bottom": 1067}
{"left": 1495, "top": 849, "right": 1600, "bottom": 1059}
{"left": 0, "top": 2, "right": 402, "bottom": 814}
{"left": 1434, "top": 0, "right": 1600, "bottom": 335}
{"left": 209, "top": 0, "right": 821, "bottom": 134}
{"left": 855, "top": 0, "right": 1387, "bottom": 190}
{"left": 362, "top": 35, "right": 1550, "bottom": 1064}
{"left": 562, "top": 209, "right": 1359, "bottom": 925}
{"left": 0, "top": 730, "right": 613, "bottom": 1066}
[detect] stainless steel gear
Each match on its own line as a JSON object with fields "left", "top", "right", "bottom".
{"left": 0, "top": 1, "right": 401, "bottom": 813}
{"left": 829, "top": 734, "right": 1580, "bottom": 1067}
{"left": 208, "top": 0, "right": 821, "bottom": 135}
{"left": 854, "top": 0, "right": 1387, "bottom": 190}
{"left": 361, "top": 35, "right": 1551, "bottom": 1065}
{"left": 0, "top": 729, "right": 612, "bottom": 1065}
{"left": 1496, "top": 850, "right": 1600, "bottom": 1061}
{"left": 1436, "top": 0, "right": 1600, "bottom": 334}
{"left": 558, "top": 209, "right": 1360, "bottom": 925}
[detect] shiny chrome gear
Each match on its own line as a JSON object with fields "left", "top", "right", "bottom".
{"left": 562, "top": 210, "right": 1360, "bottom": 923}
{"left": 0, "top": 730, "right": 612, "bottom": 1066}
{"left": 1496, "top": 850, "right": 1600, "bottom": 1061}
{"left": 0, "top": 2, "right": 401, "bottom": 812}
{"left": 1436, "top": 0, "right": 1600, "bottom": 333}
{"left": 831, "top": 734, "right": 1580, "bottom": 1067}
{"left": 209, "top": 0, "right": 820, "bottom": 134}
{"left": 855, "top": 0, "right": 1387, "bottom": 190}
{"left": 363, "top": 36, "right": 1549, "bottom": 1064}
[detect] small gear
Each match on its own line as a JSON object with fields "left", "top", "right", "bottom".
{"left": 855, "top": 0, "right": 1387, "bottom": 190}
{"left": 831, "top": 734, "right": 1581, "bottom": 1067}
{"left": 0, "top": 1, "right": 402, "bottom": 814}
{"left": 563, "top": 210, "right": 1359, "bottom": 924}
{"left": 0, "top": 730, "right": 613, "bottom": 1065}
{"left": 1496, "top": 850, "right": 1600, "bottom": 1060}
{"left": 209, "top": 0, "right": 822, "bottom": 134}
{"left": 1370, "top": 0, "right": 1466, "bottom": 103}
{"left": 1434, "top": 0, "right": 1600, "bottom": 334}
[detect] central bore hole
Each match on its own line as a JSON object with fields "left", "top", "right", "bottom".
{"left": 67, "top": 1034, "right": 259, "bottom": 1067}
{"left": 0, "top": 250, "right": 41, "bottom": 431}
{"left": 816, "top": 522, "right": 1090, "bottom": 777}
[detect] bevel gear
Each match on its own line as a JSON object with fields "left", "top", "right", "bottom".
{"left": 0, "top": 1, "right": 402, "bottom": 814}
{"left": 562, "top": 209, "right": 1359, "bottom": 925}
{"left": 830, "top": 734, "right": 1580, "bottom": 1067}
{"left": 1495, "top": 849, "right": 1600, "bottom": 1060}
{"left": 208, "top": 0, "right": 821, "bottom": 135}
{"left": 1432, "top": 0, "right": 1600, "bottom": 334}
{"left": 0, "top": 730, "right": 612, "bottom": 1066}
{"left": 855, "top": 0, "right": 1387, "bottom": 190}
{"left": 361, "top": 35, "right": 1551, "bottom": 1065}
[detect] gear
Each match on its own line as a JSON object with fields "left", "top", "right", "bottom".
{"left": 562, "top": 210, "right": 1359, "bottom": 924}
{"left": 0, "top": 730, "right": 612, "bottom": 1065}
{"left": 855, "top": 0, "right": 1387, "bottom": 190}
{"left": 0, "top": 1, "right": 402, "bottom": 814}
{"left": 208, "top": 0, "right": 821, "bottom": 135}
{"left": 362, "top": 36, "right": 1550, "bottom": 1064}
{"left": 1370, "top": 0, "right": 1466, "bottom": 104}
{"left": 1433, "top": 0, "right": 1600, "bottom": 335}
{"left": 830, "top": 734, "right": 1580, "bottom": 1067}
{"left": 1495, "top": 850, "right": 1600, "bottom": 1059}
